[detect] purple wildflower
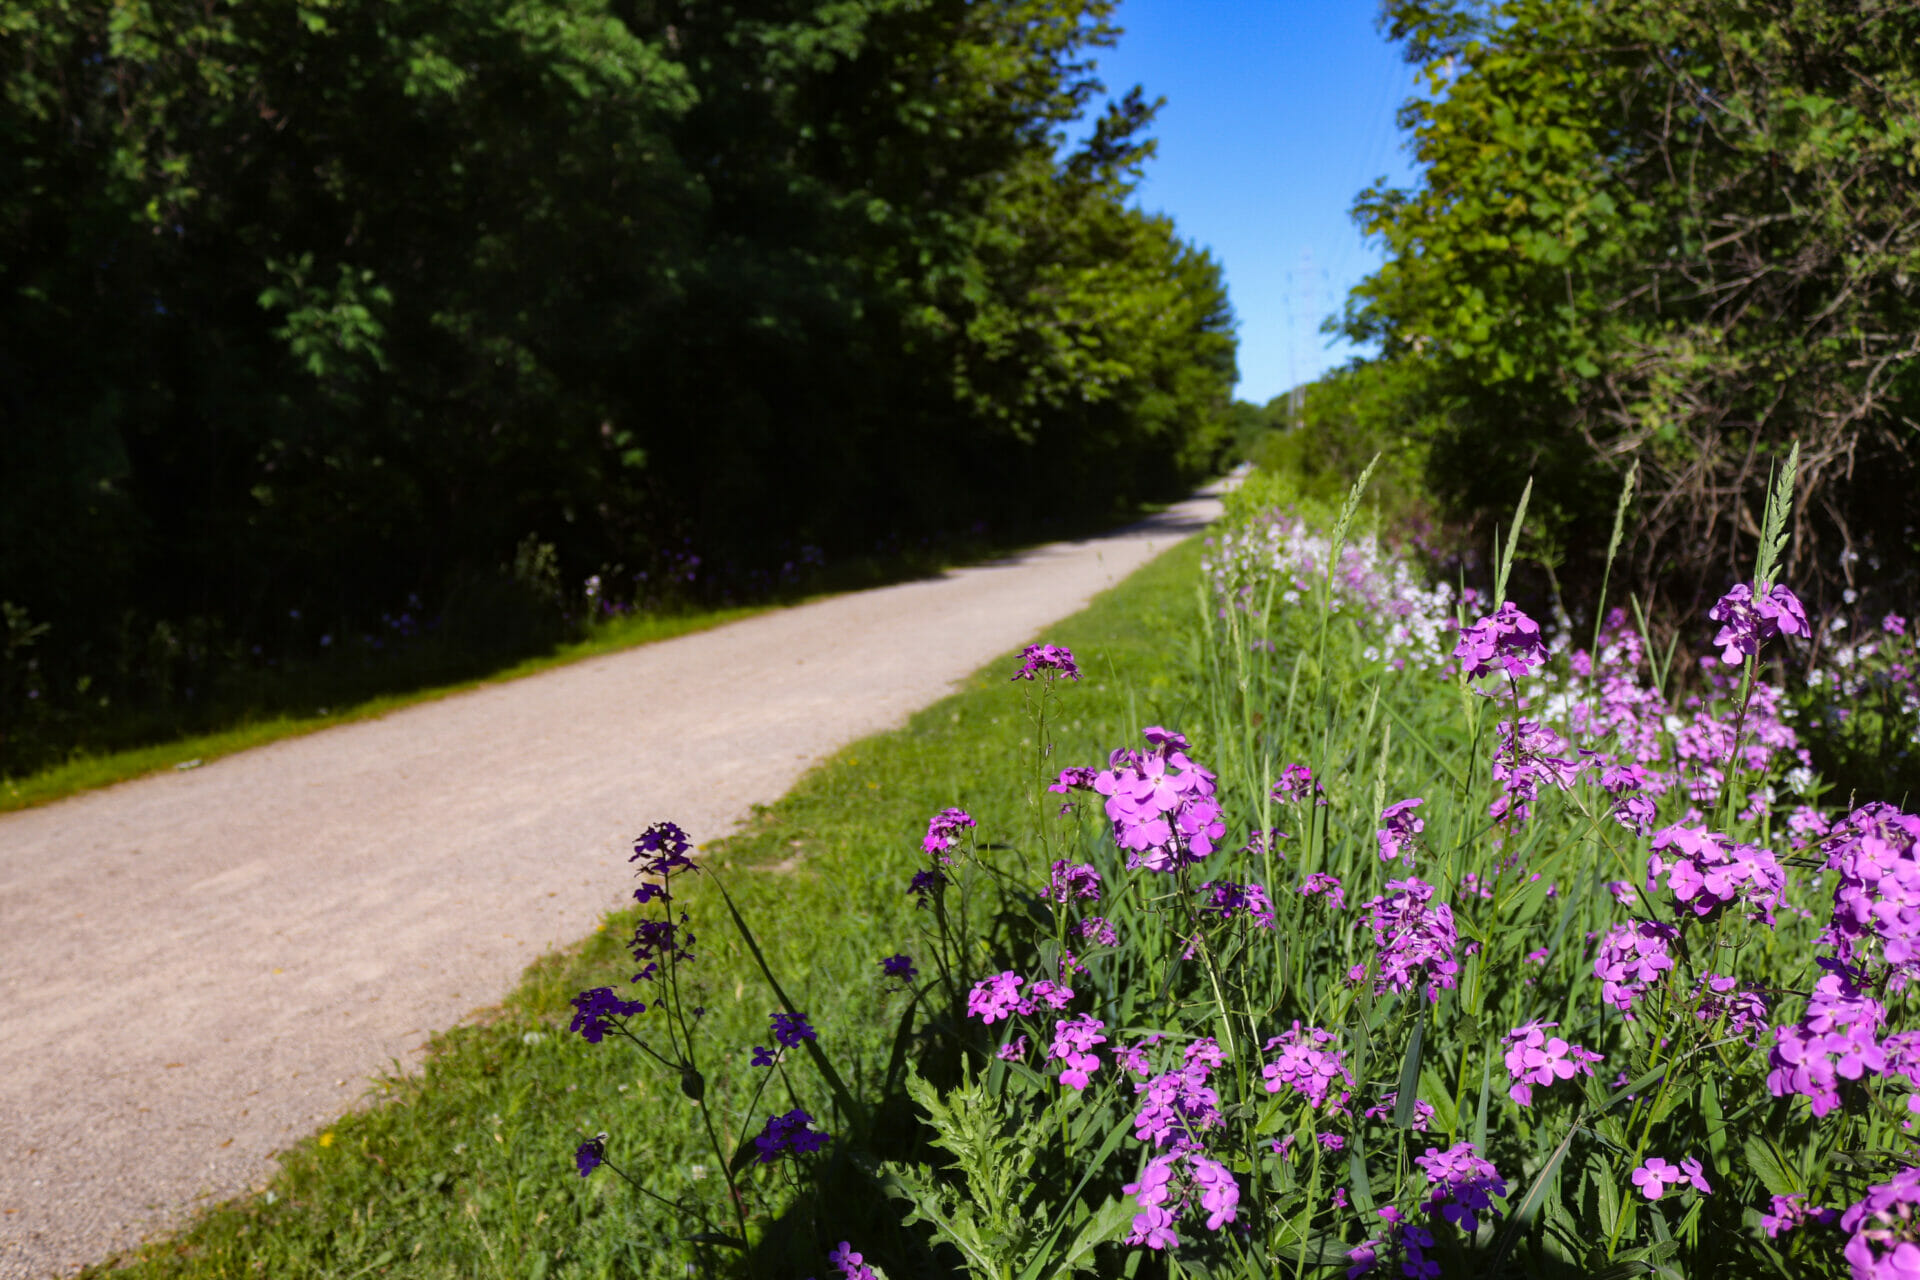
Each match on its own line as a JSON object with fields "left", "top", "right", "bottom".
{"left": 1261, "top": 1022, "right": 1353, "bottom": 1110}
{"left": 1012, "top": 642, "right": 1081, "bottom": 681}
{"left": 753, "top": 1108, "right": 830, "bottom": 1164}
{"left": 568, "top": 987, "right": 646, "bottom": 1043}
{"left": 826, "top": 1242, "right": 877, "bottom": 1280}
{"left": 922, "top": 807, "right": 976, "bottom": 856}
{"left": 1093, "top": 728, "right": 1225, "bottom": 872}
{"left": 574, "top": 1135, "right": 606, "bottom": 1177}
{"left": 1049, "top": 766, "right": 1100, "bottom": 793}
{"left": 880, "top": 953, "right": 918, "bottom": 982}
{"left": 1843, "top": 1167, "right": 1920, "bottom": 1278}
{"left": 1693, "top": 973, "right": 1770, "bottom": 1045}
{"left": 1454, "top": 601, "right": 1548, "bottom": 682}
{"left": 1502, "top": 1021, "right": 1601, "bottom": 1106}
{"left": 1364, "top": 1092, "right": 1434, "bottom": 1131}
{"left": 1630, "top": 1156, "right": 1711, "bottom": 1200}
{"left": 907, "top": 868, "right": 947, "bottom": 905}
{"left": 996, "top": 1035, "right": 1029, "bottom": 1061}
{"left": 1050, "top": 1014, "right": 1107, "bottom": 1090}
{"left": 1360, "top": 878, "right": 1460, "bottom": 1002}
{"left": 751, "top": 1044, "right": 778, "bottom": 1067}
{"left": 1046, "top": 860, "right": 1102, "bottom": 903}
{"left": 966, "top": 972, "right": 1029, "bottom": 1024}
{"left": 1132, "top": 1052, "right": 1224, "bottom": 1149}
{"left": 1761, "top": 1193, "right": 1839, "bottom": 1238}
{"left": 1300, "top": 872, "right": 1346, "bottom": 910}
{"left": 770, "top": 1011, "right": 817, "bottom": 1047}
{"left": 1078, "top": 915, "right": 1118, "bottom": 946}
{"left": 1201, "top": 879, "right": 1276, "bottom": 928}
{"left": 1377, "top": 798, "right": 1425, "bottom": 862}
{"left": 630, "top": 821, "right": 695, "bottom": 876}
{"left": 1709, "top": 582, "right": 1810, "bottom": 665}
{"left": 1271, "top": 763, "right": 1326, "bottom": 805}
{"left": 1592, "top": 920, "right": 1678, "bottom": 1015}
{"left": 1647, "top": 824, "right": 1787, "bottom": 924}
{"left": 1415, "top": 1141, "right": 1509, "bottom": 1232}
{"left": 1767, "top": 971, "right": 1889, "bottom": 1116}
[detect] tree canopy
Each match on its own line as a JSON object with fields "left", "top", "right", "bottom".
{"left": 1346, "top": 0, "right": 1920, "bottom": 617}
{"left": 0, "top": 0, "right": 1236, "bottom": 773}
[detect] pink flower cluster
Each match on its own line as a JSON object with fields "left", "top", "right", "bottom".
{"left": 964, "top": 971, "right": 1073, "bottom": 1025}
{"left": 1260, "top": 1022, "right": 1353, "bottom": 1110}
{"left": 1489, "top": 718, "right": 1586, "bottom": 825}
{"left": 1048, "top": 1014, "right": 1106, "bottom": 1090}
{"left": 1630, "top": 1155, "right": 1711, "bottom": 1200}
{"left": 1270, "top": 762, "right": 1326, "bottom": 805}
{"left": 1088, "top": 727, "right": 1226, "bottom": 872}
{"left": 1414, "top": 1141, "right": 1509, "bottom": 1232}
{"left": 1592, "top": 919, "right": 1678, "bottom": 1015}
{"left": 1122, "top": 1149, "right": 1240, "bottom": 1250}
{"left": 1821, "top": 803, "right": 1920, "bottom": 981}
{"left": 1045, "top": 860, "right": 1102, "bottom": 903}
{"left": 1359, "top": 877, "right": 1460, "bottom": 1002}
{"left": 1502, "top": 1020, "right": 1602, "bottom": 1106}
{"left": 1842, "top": 1167, "right": 1920, "bottom": 1279}
{"left": 1201, "top": 879, "right": 1275, "bottom": 929}
{"left": 1131, "top": 1040, "right": 1226, "bottom": 1150}
{"left": 1766, "top": 971, "right": 1889, "bottom": 1116}
{"left": 921, "top": 807, "right": 975, "bottom": 856}
{"left": 1647, "top": 823, "right": 1787, "bottom": 924}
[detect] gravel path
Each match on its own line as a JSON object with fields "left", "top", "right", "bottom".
{"left": 0, "top": 490, "right": 1221, "bottom": 1278}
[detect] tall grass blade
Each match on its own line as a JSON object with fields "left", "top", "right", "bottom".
{"left": 1488, "top": 1116, "right": 1580, "bottom": 1270}
{"left": 1492, "top": 477, "right": 1534, "bottom": 608}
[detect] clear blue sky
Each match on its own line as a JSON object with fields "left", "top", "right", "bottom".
{"left": 1081, "top": 0, "right": 1420, "bottom": 405}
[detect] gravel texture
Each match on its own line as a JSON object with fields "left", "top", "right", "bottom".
{"left": 0, "top": 490, "right": 1220, "bottom": 1278}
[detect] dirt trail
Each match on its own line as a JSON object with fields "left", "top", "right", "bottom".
{"left": 0, "top": 491, "right": 1221, "bottom": 1278}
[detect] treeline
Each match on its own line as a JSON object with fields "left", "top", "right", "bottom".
{"left": 0, "top": 0, "right": 1236, "bottom": 775}
{"left": 1328, "top": 0, "right": 1920, "bottom": 622}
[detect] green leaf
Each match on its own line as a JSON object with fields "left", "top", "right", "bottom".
{"left": 1742, "top": 1135, "right": 1800, "bottom": 1198}
{"left": 1394, "top": 1014, "right": 1426, "bottom": 1129}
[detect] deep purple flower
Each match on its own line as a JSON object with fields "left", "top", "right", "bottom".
{"left": 574, "top": 1135, "right": 606, "bottom": 1177}
{"left": 1454, "top": 602, "right": 1548, "bottom": 682}
{"left": 1377, "top": 798, "right": 1425, "bottom": 862}
{"left": 1693, "top": 973, "right": 1770, "bottom": 1045}
{"left": 770, "top": 1010, "right": 817, "bottom": 1047}
{"left": 1761, "top": 1193, "right": 1839, "bottom": 1238}
{"left": 996, "top": 1035, "right": 1029, "bottom": 1061}
{"left": 629, "top": 916, "right": 695, "bottom": 971}
{"left": 630, "top": 821, "right": 695, "bottom": 876}
{"left": 881, "top": 953, "right": 918, "bottom": 982}
{"left": 751, "top": 1044, "right": 778, "bottom": 1067}
{"left": 922, "top": 807, "right": 976, "bottom": 856}
{"left": 826, "top": 1241, "right": 878, "bottom": 1280}
{"left": 1363, "top": 1092, "right": 1434, "bottom": 1131}
{"left": 1201, "top": 879, "right": 1276, "bottom": 928}
{"left": 568, "top": 987, "right": 647, "bottom": 1043}
{"left": 1012, "top": 642, "right": 1081, "bottom": 681}
{"left": 754, "top": 1108, "right": 830, "bottom": 1164}
{"left": 907, "top": 868, "right": 947, "bottom": 905}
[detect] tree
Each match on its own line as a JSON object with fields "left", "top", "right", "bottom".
{"left": 1347, "top": 0, "right": 1920, "bottom": 619}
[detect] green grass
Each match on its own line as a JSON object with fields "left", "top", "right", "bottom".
{"left": 1, "top": 606, "right": 769, "bottom": 814}
{"left": 82, "top": 534, "right": 1212, "bottom": 1280}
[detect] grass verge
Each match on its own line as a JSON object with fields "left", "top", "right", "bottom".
{"left": 82, "top": 534, "right": 1211, "bottom": 1280}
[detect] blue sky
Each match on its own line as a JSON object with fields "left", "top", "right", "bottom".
{"left": 1082, "top": 1, "right": 1420, "bottom": 405}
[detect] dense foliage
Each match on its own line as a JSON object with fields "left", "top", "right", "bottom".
{"left": 1341, "top": 0, "right": 1920, "bottom": 623}
{"left": 0, "top": 0, "right": 1235, "bottom": 776}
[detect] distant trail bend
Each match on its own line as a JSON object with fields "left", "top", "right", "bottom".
{"left": 0, "top": 486, "right": 1224, "bottom": 1279}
